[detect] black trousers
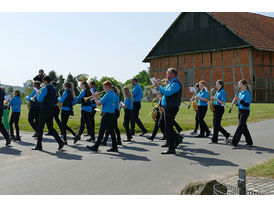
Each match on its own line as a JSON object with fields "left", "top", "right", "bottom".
{"left": 123, "top": 109, "right": 132, "bottom": 139}
{"left": 104, "top": 110, "right": 121, "bottom": 143}
{"left": 94, "top": 113, "right": 117, "bottom": 149}
{"left": 61, "top": 110, "right": 76, "bottom": 140}
{"left": 212, "top": 105, "right": 230, "bottom": 142}
{"left": 87, "top": 107, "right": 96, "bottom": 137}
{"left": 194, "top": 111, "right": 199, "bottom": 132}
{"left": 37, "top": 108, "right": 63, "bottom": 148}
{"left": 197, "top": 106, "right": 209, "bottom": 136}
{"left": 28, "top": 106, "right": 40, "bottom": 133}
{"left": 10, "top": 112, "right": 20, "bottom": 137}
{"left": 78, "top": 110, "right": 91, "bottom": 136}
{"left": 54, "top": 106, "right": 62, "bottom": 133}
{"left": 232, "top": 109, "right": 253, "bottom": 146}
{"left": 130, "top": 102, "right": 147, "bottom": 133}
{"left": 163, "top": 107, "right": 179, "bottom": 151}
{"left": 0, "top": 109, "right": 10, "bottom": 141}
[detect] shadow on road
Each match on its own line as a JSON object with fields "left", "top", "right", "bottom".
{"left": 41, "top": 150, "right": 83, "bottom": 160}
{"left": 121, "top": 144, "right": 149, "bottom": 152}
{"left": 175, "top": 152, "right": 238, "bottom": 167}
{"left": 178, "top": 147, "right": 220, "bottom": 156}
{"left": 101, "top": 151, "right": 151, "bottom": 162}
{"left": 128, "top": 141, "right": 159, "bottom": 147}
{"left": 0, "top": 146, "right": 22, "bottom": 156}
{"left": 247, "top": 145, "right": 274, "bottom": 154}
{"left": 16, "top": 140, "right": 36, "bottom": 147}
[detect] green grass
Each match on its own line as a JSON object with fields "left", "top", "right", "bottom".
{"left": 246, "top": 159, "right": 274, "bottom": 179}
{"left": 15, "top": 102, "right": 274, "bottom": 134}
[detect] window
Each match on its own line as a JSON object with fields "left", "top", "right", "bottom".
{"left": 184, "top": 69, "right": 194, "bottom": 86}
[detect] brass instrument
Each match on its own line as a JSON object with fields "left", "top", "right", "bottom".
{"left": 84, "top": 91, "right": 104, "bottom": 102}
{"left": 147, "top": 78, "right": 169, "bottom": 89}
{"left": 192, "top": 100, "right": 198, "bottom": 111}
{"left": 4, "top": 96, "right": 11, "bottom": 105}
{"left": 150, "top": 98, "right": 162, "bottom": 121}
{"left": 188, "top": 90, "right": 198, "bottom": 111}
{"left": 229, "top": 88, "right": 241, "bottom": 113}
{"left": 209, "top": 88, "right": 216, "bottom": 112}
{"left": 76, "top": 74, "right": 89, "bottom": 82}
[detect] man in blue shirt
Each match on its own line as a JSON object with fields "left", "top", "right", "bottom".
{"left": 0, "top": 87, "right": 11, "bottom": 146}
{"left": 195, "top": 80, "right": 211, "bottom": 138}
{"left": 87, "top": 80, "right": 118, "bottom": 153}
{"left": 153, "top": 68, "right": 183, "bottom": 155}
{"left": 26, "top": 81, "right": 41, "bottom": 138}
{"left": 130, "top": 77, "right": 148, "bottom": 136}
{"left": 32, "top": 76, "right": 65, "bottom": 151}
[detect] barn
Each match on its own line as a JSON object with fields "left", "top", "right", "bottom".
{"left": 143, "top": 12, "right": 274, "bottom": 102}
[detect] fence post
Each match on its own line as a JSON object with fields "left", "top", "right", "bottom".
{"left": 238, "top": 169, "right": 246, "bottom": 195}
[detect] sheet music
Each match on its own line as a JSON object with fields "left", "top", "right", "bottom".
{"left": 189, "top": 87, "right": 196, "bottom": 93}
{"left": 4, "top": 95, "right": 10, "bottom": 101}
{"left": 150, "top": 77, "right": 158, "bottom": 84}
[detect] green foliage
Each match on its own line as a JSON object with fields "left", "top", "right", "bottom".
{"left": 7, "top": 86, "right": 14, "bottom": 95}
{"left": 247, "top": 158, "right": 274, "bottom": 179}
{"left": 66, "top": 73, "right": 80, "bottom": 96}
{"left": 48, "top": 70, "right": 58, "bottom": 82}
{"left": 96, "top": 76, "right": 124, "bottom": 100}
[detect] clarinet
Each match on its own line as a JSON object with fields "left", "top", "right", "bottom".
{"left": 228, "top": 88, "right": 241, "bottom": 113}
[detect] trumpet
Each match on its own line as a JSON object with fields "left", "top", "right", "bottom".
{"left": 147, "top": 78, "right": 169, "bottom": 89}
{"left": 30, "top": 87, "right": 42, "bottom": 102}
{"left": 84, "top": 91, "right": 104, "bottom": 102}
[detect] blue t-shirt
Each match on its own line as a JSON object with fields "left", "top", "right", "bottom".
{"left": 158, "top": 77, "right": 181, "bottom": 107}
{"left": 9, "top": 96, "right": 22, "bottom": 112}
{"left": 197, "top": 89, "right": 209, "bottom": 106}
{"left": 58, "top": 89, "right": 71, "bottom": 111}
{"left": 124, "top": 97, "right": 133, "bottom": 110}
{"left": 115, "top": 93, "right": 120, "bottom": 110}
{"left": 100, "top": 90, "right": 116, "bottom": 114}
{"left": 214, "top": 89, "right": 226, "bottom": 106}
{"left": 90, "top": 87, "right": 97, "bottom": 107}
{"left": 132, "top": 84, "right": 143, "bottom": 102}
{"left": 72, "top": 89, "right": 92, "bottom": 112}
{"left": 238, "top": 90, "right": 251, "bottom": 110}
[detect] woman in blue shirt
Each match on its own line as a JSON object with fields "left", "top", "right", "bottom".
{"left": 73, "top": 81, "right": 92, "bottom": 144}
{"left": 9, "top": 90, "right": 22, "bottom": 141}
{"left": 195, "top": 80, "right": 211, "bottom": 138}
{"left": 232, "top": 79, "right": 253, "bottom": 147}
{"left": 210, "top": 80, "right": 230, "bottom": 143}
{"left": 120, "top": 87, "right": 133, "bottom": 142}
{"left": 58, "top": 82, "right": 76, "bottom": 145}
{"left": 102, "top": 86, "right": 121, "bottom": 145}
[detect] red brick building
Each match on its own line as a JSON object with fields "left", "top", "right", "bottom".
{"left": 144, "top": 12, "right": 274, "bottom": 102}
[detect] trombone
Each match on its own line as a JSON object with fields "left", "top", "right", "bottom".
{"left": 84, "top": 91, "right": 104, "bottom": 102}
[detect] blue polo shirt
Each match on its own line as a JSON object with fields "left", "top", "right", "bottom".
{"left": 123, "top": 97, "right": 133, "bottom": 110}
{"left": 72, "top": 89, "right": 92, "bottom": 112}
{"left": 36, "top": 84, "right": 51, "bottom": 103}
{"left": 132, "top": 84, "right": 143, "bottom": 102}
{"left": 9, "top": 96, "right": 22, "bottom": 112}
{"left": 197, "top": 89, "right": 209, "bottom": 106}
{"left": 214, "top": 89, "right": 226, "bottom": 106}
{"left": 90, "top": 87, "right": 97, "bottom": 108}
{"left": 158, "top": 77, "right": 181, "bottom": 107}
{"left": 238, "top": 90, "right": 251, "bottom": 110}
{"left": 115, "top": 93, "right": 120, "bottom": 110}
{"left": 100, "top": 90, "right": 116, "bottom": 114}
{"left": 58, "top": 89, "right": 71, "bottom": 111}
{"left": 26, "top": 90, "right": 36, "bottom": 102}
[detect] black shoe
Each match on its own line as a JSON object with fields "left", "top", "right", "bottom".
{"left": 86, "top": 137, "right": 95, "bottom": 142}
{"left": 225, "top": 134, "right": 230, "bottom": 142}
{"left": 206, "top": 131, "right": 211, "bottom": 137}
{"left": 140, "top": 130, "right": 148, "bottom": 137}
{"left": 107, "top": 147, "right": 118, "bottom": 152}
{"left": 131, "top": 131, "right": 135, "bottom": 136}
{"left": 87, "top": 145, "right": 98, "bottom": 152}
{"left": 190, "top": 131, "right": 197, "bottom": 135}
{"left": 73, "top": 135, "right": 80, "bottom": 144}
{"left": 161, "top": 150, "right": 176, "bottom": 155}
{"left": 15, "top": 136, "right": 21, "bottom": 141}
{"left": 32, "top": 132, "right": 38, "bottom": 138}
{"left": 101, "top": 141, "right": 107, "bottom": 146}
{"left": 161, "top": 143, "right": 169, "bottom": 148}
{"left": 64, "top": 141, "right": 68, "bottom": 145}
{"left": 177, "top": 128, "right": 183, "bottom": 134}
{"left": 147, "top": 136, "right": 154, "bottom": 141}
{"left": 245, "top": 143, "right": 253, "bottom": 147}
{"left": 209, "top": 140, "right": 218, "bottom": 144}
{"left": 5, "top": 138, "right": 11, "bottom": 146}
{"left": 11, "top": 135, "right": 16, "bottom": 141}
{"left": 160, "top": 136, "right": 167, "bottom": 141}
{"left": 45, "top": 133, "right": 53, "bottom": 136}
{"left": 84, "top": 134, "right": 90, "bottom": 137}
{"left": 197, "top": 134, "right": 205, "bottom": 138}
{"left": 117, "top": 141, "right": 122, "bottom": 146}
{"left": 58, "top": 142, "right": 65, "bottom": 150}
{"left": 123, "top": 139, "right": 132, "bottom": 142}
{"left": 32, "top": 146, "right": 42, "bottom": 151}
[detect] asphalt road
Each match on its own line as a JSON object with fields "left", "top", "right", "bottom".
{"left": 0, "top": 119, "right": 273, "bottom": 195}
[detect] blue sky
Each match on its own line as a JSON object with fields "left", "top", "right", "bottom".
{"left": 0, "top": 12, "right": 273, "bottom": 86}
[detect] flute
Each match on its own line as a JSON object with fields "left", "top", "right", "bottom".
{"left": 228, "top": 88, "right": 241, "bottom": 113}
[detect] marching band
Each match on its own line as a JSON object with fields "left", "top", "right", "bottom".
{"left": 0, "top": 68, "right": 254, "bottom": 155}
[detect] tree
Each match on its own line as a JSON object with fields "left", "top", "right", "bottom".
{"left": 124, "top": 68, "right": 150, "bottom": 89}
{"left": 57, "top": 74, "right": 65, "bottom": 90}
{"left": 97, "top": 77, "right": 124, "bottom": 100}
{"left": 48, "top": 70, "right": 58, "bottom": 82}
{"left": 66, "top": 73, "right": 80, "bottom": 96}
{"left": 7, "top": 86, "right": 14, "bottom": 95}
